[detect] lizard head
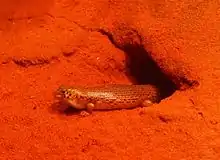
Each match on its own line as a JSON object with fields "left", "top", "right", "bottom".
{"left": 55, "top": 85, "right": 86, "bottom": 109}
{"left": 55, "top": 86, "right": 74, "bottom": 99}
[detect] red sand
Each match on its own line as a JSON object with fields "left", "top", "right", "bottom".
{"left": 0, "top": 0, "right": 220, "bottom": 159}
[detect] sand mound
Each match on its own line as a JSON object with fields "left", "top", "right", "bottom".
{"left": 0, "top": 0, "right": 219, "bottom": 159}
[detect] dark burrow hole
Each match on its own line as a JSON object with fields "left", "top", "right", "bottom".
{"left": 97, "top": 28, "right": 178, "bottom": 101}
{"left": 123, "top": 44, "right": 177, "bottom": 100}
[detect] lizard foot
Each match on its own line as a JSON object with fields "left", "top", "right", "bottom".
{"left": 79, "top": 111, "right": 91, "bottom": 117}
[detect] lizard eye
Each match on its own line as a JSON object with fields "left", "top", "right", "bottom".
{"left": 64, "top": 90, "right": 72, "bottom": 99}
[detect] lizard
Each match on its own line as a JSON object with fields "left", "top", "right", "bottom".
{"left": 54, "top": 84, "right": 161, "bottom": 115}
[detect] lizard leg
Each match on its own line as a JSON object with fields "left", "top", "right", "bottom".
{"left": 141, "top": 99, "right": 153, "bottom": 107}
{"left": 86, "top": 102, "right": 95, "bottom": 113}
{"left": 138, "top": 100, "right": 154, "bottom": 115}
{"left": 79, "top": 103, "right": 95, "bottom": 117}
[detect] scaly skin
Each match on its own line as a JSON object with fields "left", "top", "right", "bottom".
{"left": 55, "top": 84, "right": 161, "bottom": 114}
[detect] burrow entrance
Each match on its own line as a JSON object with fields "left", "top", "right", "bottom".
{"left": 123, "top": 44, "right": 177, "bottom": 100}
{"left": 97, "top": 28, "right": 199, "bottom": 102}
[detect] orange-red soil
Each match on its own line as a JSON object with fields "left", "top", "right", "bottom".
{"left": 0, "top": 0, "right": 220, "bottom": 159}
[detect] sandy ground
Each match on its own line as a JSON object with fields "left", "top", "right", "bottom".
{"left": 0, "top": 0, "right": 220, "bottom": 159}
